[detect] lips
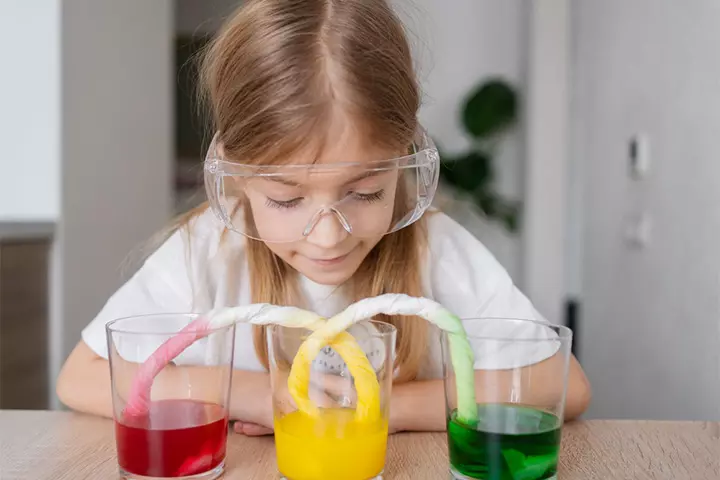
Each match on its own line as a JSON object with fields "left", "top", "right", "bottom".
{"left": 309, "top": 254, "right": 349, "bottom": 266}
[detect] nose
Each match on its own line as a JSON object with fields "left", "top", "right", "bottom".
{"left": 304, "top": 208, "right": 350, "bottom": 248}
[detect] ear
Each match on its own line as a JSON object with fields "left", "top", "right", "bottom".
{"left": 208, "top": 131, "right": 225, "bottom": 159}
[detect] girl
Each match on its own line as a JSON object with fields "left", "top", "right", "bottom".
{"left": 57, "top": 0, "right": 591, "bottom": 435}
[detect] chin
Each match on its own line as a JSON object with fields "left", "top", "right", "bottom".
{"left": 299, "top": 268, "right": 355, "bottom": 286}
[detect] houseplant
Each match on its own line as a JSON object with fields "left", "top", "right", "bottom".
{"left": 437, "top": 78, "right": 521, "bottom": 233}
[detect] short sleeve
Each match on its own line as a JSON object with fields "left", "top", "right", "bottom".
{"left": 425, "top": 212, "right": 560, "bottom": 370}
{"left": 81, "top": 212, "right": 221, "bottom": 359}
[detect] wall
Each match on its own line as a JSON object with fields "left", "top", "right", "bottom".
{"left": 523, "top": 0, "right": 569, "bottom": 325}
{"left": 394, "top": 0, "right": 528, "bottom": 284}
{"left": 0, "top": 1, "right": 60, "bottom": 221}
{"left": 176, "top": 0, "right": 240, "bottom": 35}
{"left": 50, "top": 0, "right": 173, "bottom": 402}
{"left": 574, "top": 0, "right": 720, "bottom": 420}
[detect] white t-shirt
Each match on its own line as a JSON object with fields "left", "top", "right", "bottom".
{"left": 82, "top": 210, "right": 558, "bottom": 379}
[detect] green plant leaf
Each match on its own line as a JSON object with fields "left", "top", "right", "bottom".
{"left": 474, "top": 190, "right": 498, "bottom": 217}
{"left": 470, "top": 189, "right": 521, "bottom": 233}
{"left": 501, "top": 205, "right": 520, "bottom": 233}
{"left": 439, "top": 151, "right": 493, "bottom": 193}
{"left": 462, "top": 79, "right": 518, "bottom": 139}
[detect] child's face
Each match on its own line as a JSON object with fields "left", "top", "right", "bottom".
{"left": 250, "top": 128, "right": 399, "bottom": 286}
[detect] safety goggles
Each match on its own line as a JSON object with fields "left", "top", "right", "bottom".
{"left": 204, "top": 127, "right": 439, "bottom": 243}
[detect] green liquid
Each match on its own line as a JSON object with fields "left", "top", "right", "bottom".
{"left": 447, "top": 404, "right": 561, "bottom": 480}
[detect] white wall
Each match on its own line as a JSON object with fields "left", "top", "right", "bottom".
{"left": 524, "top": 0, "right": 569, "bottom": 325}
{"left": 0, "top": 1, "right": 60, "bottom": 221}
{"left": 50, "top": 0, "right": 173, "bottom": 401}
{"left": 574, "top": 0, "right": 720, "bottom": 420}
{"left": 394, "top": 0, "right": 528, "bottom": 285}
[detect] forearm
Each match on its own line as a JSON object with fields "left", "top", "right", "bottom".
{"left": 390, "top": 379, "right": 446, "bottom": 432}
{"left": 57, "top": 350, "right": 114, "bottom": 418}
{"left": 57, "top": 341, "right": 272, "bottom": 423}
{"left": 227, "top": 370, "right": 271, "bottom": 425}
{"left": 146, "top": 365, "right": 271, "bottom": 424}
{"left": 389, "top": 354, "right": 591, "bottom": 432}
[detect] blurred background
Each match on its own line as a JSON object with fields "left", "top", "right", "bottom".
{"left": 0, "top": 0, "right": 718, "bottom": 422}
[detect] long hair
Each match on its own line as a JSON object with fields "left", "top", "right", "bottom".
{"left": 181, "top": 0, "right": 427, "bottom": 381}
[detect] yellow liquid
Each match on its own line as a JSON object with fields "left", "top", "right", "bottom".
{"left": 274, "top": 408, "right": 388, "bottom": 480}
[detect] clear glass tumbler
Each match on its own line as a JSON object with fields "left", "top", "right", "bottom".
{"left": 267, "top": 321, "right": 396, "bottom": 480}
{"left": 442, "top": 318, "right": 572, "bottom": 480}
{"left": 107, "top": 314, "right": 236, "bottom": 480}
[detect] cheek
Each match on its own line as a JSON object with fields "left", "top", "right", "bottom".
{"left": 247, "top": 196, "right": 282, "bottom": 238}
{"left": 250, "top": 209, "right": 274, "bottom": 238}
{"left": 262, "top": 241, "right": 295, "bottom": 262}
{"left": 378, "top": 182, "right": 400, "bottom": 223}
{"left": 353, "top": 236, "right": 383, "bottom": 261}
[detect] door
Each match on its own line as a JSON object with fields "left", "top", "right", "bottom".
{"left": 574, "top": 0, "right": 720, "bottom": 420}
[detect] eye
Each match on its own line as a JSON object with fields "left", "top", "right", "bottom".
{"left": 265, "top": 197, "right": 303, "bottom": 209}
{"left": 350, "top": 190, "right": 386, "bottom": 203}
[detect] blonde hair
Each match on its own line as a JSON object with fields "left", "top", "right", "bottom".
{"left": 182, "top": 0, "right": 427, "bottom": 382}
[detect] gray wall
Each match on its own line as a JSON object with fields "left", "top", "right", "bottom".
{"left": 573, "top": 0, "right": 720, "bottom": 420}
{"left": 51, "top": 0, "right": 173, "bottom": 402}
{"left": 176, "top": 0, "right": 240, "bottom": 35}
{"left": 395, "top": 0, "right": 528, "bottom": 285}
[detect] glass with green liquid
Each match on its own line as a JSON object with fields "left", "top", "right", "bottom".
{"left": 441, "top": 318, "right": 572, "bottom": 480}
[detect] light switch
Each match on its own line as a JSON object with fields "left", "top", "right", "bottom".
{"left": 628, "top": 134, "right": 650, "bottom": 180}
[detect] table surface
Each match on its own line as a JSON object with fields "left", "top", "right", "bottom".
{"left": 0, "top": 410, "right": 717, "bottom": 479}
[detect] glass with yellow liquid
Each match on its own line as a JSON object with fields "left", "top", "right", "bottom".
{"left": 267, "top": 321, "right": 396, "bottom": 480}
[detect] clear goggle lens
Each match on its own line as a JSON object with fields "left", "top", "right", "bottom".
{"left": 204, "top": 128, "right": 439, "bottom": 243}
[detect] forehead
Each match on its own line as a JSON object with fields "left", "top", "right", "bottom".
{"left": 291, "top": 120, "right": 396, "bottom": 166}
{"left": 251, "top": 121, "right": 402, "bottom": 185}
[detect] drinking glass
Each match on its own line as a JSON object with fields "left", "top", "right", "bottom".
{"left": 267, "top": 321, "right": 396, "bottom": 480}
{"left": 107, "top": 314, "right": 236, "bottom": 480}
{"left": 442, "top": 318, "right": 572, "bottom": 480}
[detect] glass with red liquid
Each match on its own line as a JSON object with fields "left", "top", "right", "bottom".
{"left": 107, "top": 314, "right": 235, "bottom": 480}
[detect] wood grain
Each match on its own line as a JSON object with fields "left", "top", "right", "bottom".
{"left": 0, "top": 411, "right": 718, "bottom": 479}
{"left": 0, "top": 240, "right": 50, "bottom": 409}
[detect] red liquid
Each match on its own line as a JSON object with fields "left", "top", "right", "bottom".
{"left": 115, "top": 400, "right": 228, "bottom": 477}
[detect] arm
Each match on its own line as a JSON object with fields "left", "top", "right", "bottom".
{"left": 390, "top": 353, "right": 592, "bottom": 432}
{"left": 56, "top": 340, "right": 273, "bottom": 424}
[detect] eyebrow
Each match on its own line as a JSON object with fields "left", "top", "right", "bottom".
{"left": 264, "top": 169, "right": 383, "bottom": 187}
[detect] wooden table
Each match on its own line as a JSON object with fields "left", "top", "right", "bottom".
{"left": 0, "top": 410, "right": 717, "bottom": 479}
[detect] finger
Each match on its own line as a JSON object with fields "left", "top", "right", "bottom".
{"left": 241, "top": 423, "right": 274, "bottom": 436}
{"left": 309, "top": 385, "right": 338, "bottom": 409}
{"left": 232, "top": 421, "right": 245, "bottom": 434}
{"left": 233, "top": 421, "right": 273, "bottom": 436}
{"left": 309, "top": 374, "right": 358, "bottom": 406}
{"left": 310, "top": 373, "right": 356, "bottom": 397}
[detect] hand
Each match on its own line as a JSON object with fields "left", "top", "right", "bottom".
{"left": 272, "top": 371, "right": 347, "bottom": 417}
{"left": 230, "top": 371, "right": 355, "bottom": 435}
{"left": 232, "top": 421, "right": 273, "bottom": 436}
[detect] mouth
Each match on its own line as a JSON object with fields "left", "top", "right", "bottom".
{"left": 308, "top": 253, "right": 351, "bottom": 266}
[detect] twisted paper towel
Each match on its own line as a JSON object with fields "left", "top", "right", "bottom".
{"left": 124, "top": 295, "right": 478, "bottom": 426}
{"left": 289, "top": 294, "right": 478, "bottom": 424}
{"left": 123, "top": 304, "right": 380, "bottom": 422}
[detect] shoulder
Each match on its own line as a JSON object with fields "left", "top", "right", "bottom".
{"left": 81, "top": 207, "right": 247, "bottom": 358}
{"left": 425, "top": 210, "right": 500, "bottom": 271}
{"left": 423, "top": 210, "right": 508, "bottom": 306}
{"left": 138, "top": 207, "right": 246, "bottom": 279}
{"left": 419, "top": 211, "right": 551, "bottom": 376}
{"left": 423, "top": 210, "right": 542, "bottom": 321}
{"left": 148, "top": 207, "right": 228, "bottom": 266}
